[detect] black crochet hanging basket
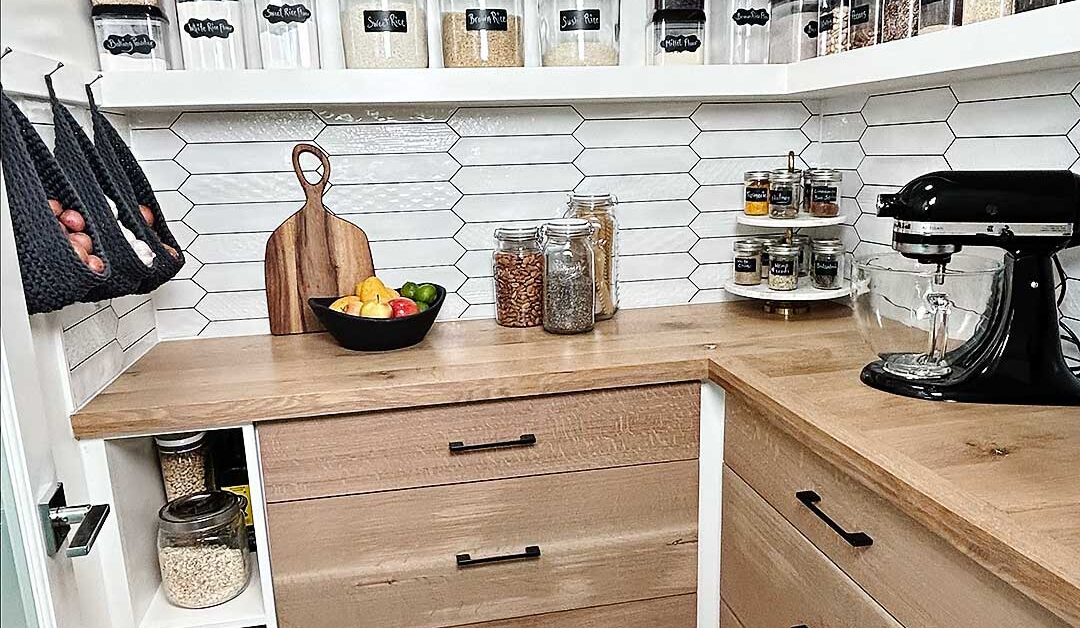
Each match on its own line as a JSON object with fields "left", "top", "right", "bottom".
{"left": 0, "top": 90, "right": 109, "bottom": 314}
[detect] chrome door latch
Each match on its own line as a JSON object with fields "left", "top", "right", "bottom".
{"left": 39, "top": 482, "right": 110, "bottom": 557}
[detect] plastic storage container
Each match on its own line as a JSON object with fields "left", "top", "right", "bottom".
{"left": 540, "top": 0, "right": 619, "bottom": 66}
{"left": 255, "top": 0, "right": 319, "bottom": 68}
{"left": 727, "top": 0, "right": 771, "bottom": 63}
{"left": 542, "top": 218, "right": 595, "bottom": 334}
{"left": 767, "top": 243, "right": 800, "bottom": 290}
{"left": 918, "top": 0, "right": 962, "bottom": 33}
{"left": 158, "top": 492, "right": 251, "bottom": 609}
{"left": 441, "top": 0, "right": 525, "bottom": 67}
{"left": 811, "top": 238, "right": 845, "bottom": 289}
{"left": 341, "top": 0, "right": 429, "bottom": 68}
{"left": 155, "top": 432, "right": 213, "bottom": 503}
{"left": 733, "top": 239, "right": 763, "bottom": 285}
{"left": 880, "top": 0, "right": 918, "bottom": 40}
{"left": 493, "top": 226, "right": 544, "bottom": 328}
{"left": 176, "top": 0, "right": 247, "bottom": 70}
{"left": 848, "top": 0, "right": 880, "bottom": 48}
{"left": 817, "top": 0, "right": 848, "bottom": 54}
{"left": 565, "top": 193, "right": 618, "bottom": 320}
{"left": 92, "top": 1, "right": 173, "bottom": 71}
{"left": 650, "top": 0, "right": 707, "bottom": 65}
{"left": 767, "top": 0, "right": 818, "bottom": 63}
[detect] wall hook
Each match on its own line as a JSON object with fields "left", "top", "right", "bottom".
{"left": 45, "top": 61, "right": 65, "bottom": 78}
{"left": 87, "top": 74, "right": 103, "bottom": 88}
{"left": 1, "top": 47, "right": 12, "bottom": 60}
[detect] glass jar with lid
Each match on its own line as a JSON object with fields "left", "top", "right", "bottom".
{"left": 767, "top": 0, "right": 818, "bottom": 63}
{"left": 176, "top": 0, "right": 248, "bottom": 70}
{"left": 962, "top": 0, "right": 1011, "bottom": 22}
{"left": 93, "top": 1, "right": 173, "bottom": 71}
{"left": 540, "top": 0, "right": 619, "bottom": 66}
{"left": 918, "top": 0, "right": 961, "bottom": 33}
{"left": 254, "top": 0, "right": 319, "bottom": 68}
{"left": 1013, "top": 0, "right": 1055, "bottom": 13}
{"left": 565, "top": 193, "right": 618, "bottom": 320}
{"left": 158, "top": 491, "right": 251, "bottom": 609}
{"left": 848, "top": 0, "right": 880, "bottom": 48}
{"left": 811, "top": 238, "right": 845, "bottom": 289}
{"left": 772, "top": 167, "right": 804, "bottom": 208}
{"left": 733, "top": 239, "right": 763, "bottom": 285}
{"left": 818, "top": 0, "right": 848, "bottom": 55}
{"left": 155, "top": 432, "right": 213, "bottom": 503}
{"left": 649, "top": 0, "right": 706, "bottom": 66}
{"left": 881, "top": 0, "right": 918, "bottom": 40}
{"left": 743, "top": 170, "right": 771, "bottom": 216}
{"left": 493, "top": 226, "right": 543, "bottom": 328}
{"left": 441, "top": 0, "right": 525, "bottom": 67}
{"left": 754, "top": 234, "right": 786, "bottom": 279}
{"left": 726, "top": 0, "right": 771, "bottom": 64}
{"left": 808, "top": 169, "right": 842, "bottom": 216}
{"left": 791, "top": 233, "right": 811, "bottom": 276}
{"left": 769, "top": 171, "right": 800, "bottom": 219}
{"left": 542, "top": 218, "right": 595, "bottom": 334}
{"left": 341, "top": 0, "right": 428, "bottom": 68}
{"left": 767, "top": 243, "right": 800, "bottom": 290}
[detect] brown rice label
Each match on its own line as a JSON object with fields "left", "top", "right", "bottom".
{"left": 465, "top": 8, "right": 508, "bottom": 31}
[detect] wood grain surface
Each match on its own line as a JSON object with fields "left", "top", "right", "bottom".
{"left": 719, "top": 600, "right": 743, "bottom": 628}
{"left": 259, "top": 383, "right": 699, "bottom": 502}
{"left": 268, "top": 461, "right": 698, "bottom": 628}
{"left": 720, "top": 466, "right": 903, "bottom": 628}
{"left": 455, "top": 595, "right": 696, "bottom": 627}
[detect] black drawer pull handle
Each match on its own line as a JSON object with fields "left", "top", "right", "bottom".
{"left": 795, "top": 490, "right": 873, "bottom": 548}
{"left": 456, "top": 545, "right": 541, "bottom": 567}
{"left": 449, "top": 433, "right": 536, "bottom": 454}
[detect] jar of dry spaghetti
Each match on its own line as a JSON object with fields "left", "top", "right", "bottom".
{"left": 493, "top": 226, "right": 543, "bottom": 328}
{"left": 565, "top": 193, "right": 618, "bottom": 320}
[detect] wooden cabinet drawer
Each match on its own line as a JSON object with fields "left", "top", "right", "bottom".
{"left": 720, "top": 600, "right": 744, "bottom": 628}
{"left": 260, "top": 383, "right": 699, "bottom": 502}
{"left": 455, "top": 594, "right": 696, "bottom": 627}
{"left": 723, "top": 395, "right": 1067, "bottom": 628}
{"left": 268, "top": 461, "right": 698, "bottom": 628}
{"left": 720, "top": 466, "right": 903, "bottom": 628}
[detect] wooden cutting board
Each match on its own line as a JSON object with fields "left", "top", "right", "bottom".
{"left": 265, "top": 143, "right": 374, "bottom": 335}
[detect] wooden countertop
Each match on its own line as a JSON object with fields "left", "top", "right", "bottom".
{"left": 72, "top": 301, "right": 1079, "bottom": 623}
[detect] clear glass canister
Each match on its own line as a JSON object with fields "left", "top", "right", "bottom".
{"left": 818, "top": 0, "right": 848, "bottom": 54}
{"left": 93, "top": 2, "right": 172, "bottom": 71}
{"left": 769, "top": 171, "right": 800, "bottom": 219}
{"left": 341, "top": 0, "right": 428, "bottom": 68}
{"left": 755, "top": 234, "right": 786, "bottom": 279}
{"left": 848, "top": 0, "right": 880, "bottom": 48}
{"left": 158, "top": 492, "right": 251, "bottom": 609}
{"left": 808, "top": 169, "right": 842, "bottom": 216}
{"left": 772, "top": 167, "right": 804, "bottom": 208}
{"left": 650, "top": 0, "right": 706, "bottom": 66}
{"left": 727, "top": 0, "right": 771, "bottom": 64}
{"left": 566, "top": 193, "right": 618, "bottom": 320}
{"left": 880, "top": 0, "right": 918, "bottom": 40}
{"left": 542, "top": 218, "right": 595, "bottom": 334}
{"left": 441, "top": 0, "right": 524, "bottom": 67}
{"left": 811, "top": 239, "right": 846, "bottom": 289}
{"left": 493, "top": 226, "right": 543, "bottom": 328}
{"left": 918, "top": 0, "right": 961, "bottom": 33}
{"left": 540, "top": 0, "right": 619, "bottom": 66}
{"left": 156, "top": 432, "right": 213, "bottom": 503}
{"left": 791, "top": 233, "right": 812, "bottom": 276}
{"left": 176, "top": 0, "right": 247, "bottom": 70}
{"left": 962, "top": 0, "right": 1010, "bottom": 22}
{"left": 255, "top": 0, "right": 319, "bottom": 68}
{"left": 767, "top": 243, "right": 800, "bottom": 290}
{"left": 1014, "top": 0, "right": 1056, "bottom": 13}
{"left": 767, "top": 0, "right": 818, "bottom": 63}
{"left": 733, "top": 239, "right": 763, "bottom": 285}
{"left": 744, "top": 170, "right": 771, "bottom": 216}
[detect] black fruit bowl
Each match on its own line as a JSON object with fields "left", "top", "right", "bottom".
{"left": 308, "top": 285, "right": 445, "bottom": 352}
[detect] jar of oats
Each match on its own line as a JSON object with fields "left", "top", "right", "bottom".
{"left": 441, "top": 0, "right": 525, "bottom": 67}
{"left": 155, "top": 432, "right": 213, "bottom": 503}
{"left": 158, "top": 491, "right": 251, "bottom": 609}
{"left": 493, "top": 226, "right": 544, "bottom": 328}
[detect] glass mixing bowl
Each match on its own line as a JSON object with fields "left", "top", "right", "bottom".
{"left": 852, "top": 252, "right": 1006, "bottom": 380}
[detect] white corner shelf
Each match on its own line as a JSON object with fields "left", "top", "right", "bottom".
{"left": 736, "top": 214, "right": 845, "bottom": 228}
{"left": 97, "top": 3, "right": 1079, "bottom": 110}
{"left": 139, "top": 554, "right": 266, "bottom": 628}
{"left": 724, "top": 279, "right": 851, "bottom": 301}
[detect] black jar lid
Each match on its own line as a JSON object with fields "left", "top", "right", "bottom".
{"left": 652, "top": 0, "right": 706, "bottom": 22}
{"left": 92, "top": 1, "right": 167, "bottom": 20}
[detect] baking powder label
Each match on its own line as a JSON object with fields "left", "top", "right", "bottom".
{"left": 559, "top": 9, "right": 601, "bottom": 31}
{"left": 103, "top": 33, "right": 157, "bottom": 55}
{"left": 466, "top": 8, "right": 508, "bottom": 31}
{"left": 263, "top": 4, "right": 312, "bottom": 24}
{"left": 364, "top": 10, "right": 408, "bottom": 32}
{"left": 184, "top": 18, "right": 235, "bottom": 39}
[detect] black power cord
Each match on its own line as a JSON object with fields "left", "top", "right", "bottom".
{"left": 1052, "top": 252, "right": 1080, "bottom": 375}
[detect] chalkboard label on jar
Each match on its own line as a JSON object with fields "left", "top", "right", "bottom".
{"left": 819, "top": 11, "right": 834, "bottom": 30}
{"left": 804, "top": 20, "right": 819, "bottom": 38}
{"left": 731, "top": 8, "right": 770, "bottom": 26}
{"left": 660, "top": 34, "right": 702, "bottom": 53}
{"left": 364, "top": 10, "right": 408, "bottom": 32}
{"left": 103, "top": 33, "right": 157, "bottom": 55}
{"left": 770, "top": 188, "right": 794, "bottom": 205}
{"left": 735, "top": 257, "right": 758, "bottom": 273}
{"left": 771, "top": 259, "right": 795, "bottom": 276}
{"left": 560, "top": 9, "right": 601, "bottom": 31}
{"left": 745, "top": 187, "right": 769, "bottom": 203}
{"left": 850, "top": 4, "right": 871, "bottom": 24}
{"left": 814, "top": 258, "right": 839, "bottom": 277}
{"left": 184, "top": 18, "right": 235, "bottom": 39}
{"left": 262, "top": 3, "right": 312, "bottom": 24}
{"left": 465, "top": 8, "right": 509, "bottom": 31}
{"left": 811, "top": 186, "right": 838, "bottom": 203}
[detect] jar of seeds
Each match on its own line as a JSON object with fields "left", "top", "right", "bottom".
{"left": 881, "top": 0, "right": 917, "bottom": 40}
{"left": 156, "top": 432, "right": 213, "bottom": 503}
{"left": 808, "top": 169, "right": 842, "bottom": 216}
{"left": 744, "top": 170, "right": 771, "bottom": 216}
{"left": 158, "top": 491, "right": 251, "bottom": 609}
{"left": 769, "top": 171, "right": 800, "bottom": 218}
{"left": 767, "top": 243, "right": 800, "bottom": 291}
{"left": 493, "top": 226, "right": 543, "bottom": 328}
{"left": 754, "top": 234, "right": 786, "bottom": 279}
{"left": 811, "top": 238, "right": 845, "bottom": 289}
{"left": 733, "top": 239, "right": 763, "bottom": 285}
{"left": 441, "top": 0, "right": 525, "bottom": 66}
{"left": 565, "top": 193, "right": 618, "bottom": 320}
{"left": 542, "top": 218, "right": 595, "bottom": 334}
{"left": 818, "top": 0, "right": 848, "bottom": 54}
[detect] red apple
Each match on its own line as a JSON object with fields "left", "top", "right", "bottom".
{"left": 388, "top": 297, "right": 420, "bottom": 318}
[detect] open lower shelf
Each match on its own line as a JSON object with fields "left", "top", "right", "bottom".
{"left": 139, "top": 552, "right": 265, "bottom": 628}
{"left": 736, "top": 214, "right": 845, "bottom": 228}
{"left": 724, "top": 279, "right": 851, "bottom": 301}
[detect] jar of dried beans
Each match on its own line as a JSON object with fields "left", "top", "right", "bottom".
{"left": 767, "top": 243, "right": 800, "bottom": 291}
{"left": 565, "top": 193, "right": 618, "bottom": 320}
{"left": 818, "top": 0, "right": 849, "bottom": 55}
{"left": 441, "top": 0, "right": 525, "bottom": 67}
{"left": 493, "top": 226, "right": 543, "bottom": 328}
{"left": 542, "top": 219, "right": 595, "bottom": 335}
{"left": 733, "top": 239, "right": 763, "bottom": 285}
{"left": 769, "top": 171, "right": 800, "bottom": 219}
{"left": 808, "top": 169, "right": 842, "bottom": 216}
{"left": 743, "top": 170, "right": 771, "bottom": 216}
{"left": 880, "top": 0, "right": 917, "bottom": 40}
{"left": 918, "top": 0, "right": 961, "bottom": 33}
{"left": 156, "top": 432, "right": 213, "bottom": 502}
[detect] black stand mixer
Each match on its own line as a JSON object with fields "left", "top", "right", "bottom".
{"left": 865, "top": 170, "right": 1080, "bottom": 406}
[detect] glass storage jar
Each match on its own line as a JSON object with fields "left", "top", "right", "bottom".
{"left": 254, "top": 0, "right": 319, "bottom": 68}
{"left": 767, "top": 0, "right": 818, "bottom": 63}
{"left": 962, "top": 0, "right": 1010, "bottom": 22}
{"left": 808, "top": 169, "right": 842, "bottom": 216}
{"left": 772, "top": 167, "right": 803, "bottom": 208}
{"left": 542, "top": 218, "right": 595, "bottom": 334}
{"left": 441, "top": 0, "right": 524, "bottom": 67}
{"left": 540, "top": 0, "right": 619, "bottom": 66}
{"left": 177, "top": 0, "right": 247, "bottom": 70}
{"left": 341, "top": 0, "right": 428, "bottom": 68}
{"left": 93, "top": 1, "right": 172, "bottom": 71}
{"left": 733, "top": 239, "right": 763, "bottom": 285}
{"left": 650, "top": 0, "right": 706, "bottom": 65}
{"left": 743, "top": 170, "right": 771, "bottom": 216}
{"left": 1013, "top": 0, "right": 1056, "bottom": 13}
{"left": 493, "top": 226, "right": 544, "bottom": 328}
{"left": 880, "top": 0, "right": 917, "bottom": 39}
{"left": 565, "top": 194, "right": 618, "bottom": 320}
{"left": 755, "top": 234, "right": 786, "bottom": 279}
{"left": 918, "top": 0, "right": 961, "bottom": 33}
{"left": 727, "top": 0, "right": 771, "bottom": 64}
{"left": 817, "top": 0, "right": 848, "bottom": 54}
{"left": 791, "top": 233, "right": 812, "bottom": 276}
{"left": 848, "top": 0, "right": 880, "bottom": 48}
{"left": 767, "top": 243, "right": 800, "bottom": 290}
{"left": 156, "top": 432, "right": 213, "bottom": 503}
{"left": 769, "top": 171, "right": 800, "bottom": 219}
{"left": 158, "top": 492, "right": 251, "bottom": 609}
{"left": 811, "top": 238, "right": 845, "bottom": 289}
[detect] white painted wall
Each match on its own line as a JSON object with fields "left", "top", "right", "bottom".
{"left": 0, "top": 0, "right": 97, "bottom": 69}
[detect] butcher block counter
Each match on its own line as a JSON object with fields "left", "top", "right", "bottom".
{"left": 72, "top": 302, "right": 1079, "bottom": 626}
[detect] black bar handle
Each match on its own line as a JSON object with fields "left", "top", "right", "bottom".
{"left": 449, "top": 433, "right": 536, "bottom": 454}
{"left": 456, "top": 545, "right": 541, "bottom": 567}
{"left": 795, "top": 490, "right": 873, "bottom": 548}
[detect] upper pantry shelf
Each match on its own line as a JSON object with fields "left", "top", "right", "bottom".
{"left": 98, "top": 4, "right": 1079, "bottom": 110}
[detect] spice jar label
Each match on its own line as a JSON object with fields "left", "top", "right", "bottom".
{"left": 263, "top": 3, "right": 312, "bottom": 24}
{"left": 745, "top": 187, "right": 769, "bottom": 203}
{"left": 850, "top": 4, "right": 871, "bottom": 23}
{"left": 811, "top": 186, "right": 838, "bottom": 203}
{"left": 364, "top": 10, "right": 409, "bottom": 32}
{"left": 731, "top": 8, "right": 770, "bottom": 26}
{"left": 803, "top": 19, "right": 819, "bottom": 38}
{"left": 771, "top": 259, "right": 795, "bottom": 276}
{"left": 820, "top": 11, "right": 834, "bottom": 30}
{"left": 660, "top": 34, "right": 702, "bottom": 53}
{"left": 814, "top": 258, "right": 839, "bottom": 276}
{"left": 103, "top": 33, "right": 158, "bottom": 55}
{"left": 465, "top": 8, "right": 509, "bottom": 31}
{"left": 184, "top": 18, "right": 236, "bottom": 39}
{"left": 769, "top": 188, "right": 794, "bottom": 205}
{"left": 559, "top": 9, "right": 601, "bottom": 31}
{"left": 735, "top": 257, "right": 758, "bottom": 273}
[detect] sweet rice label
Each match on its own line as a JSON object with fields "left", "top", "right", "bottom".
{"left": 364, "top": 10, "right": 408, "bottom": 32}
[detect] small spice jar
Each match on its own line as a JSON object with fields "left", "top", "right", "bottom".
{"left": 767, "top": 243, "right": 800, "bottom": 291}
{"left": 772, "top": 167, "right": 804, "bottom": 208}
{"left": 769, "top": 171, "right": 800, "bottom": 219}
{"left": 811, "top": 238, "right": 845, "bottom": 290}
{"left": 255, "top": 0, "right": 319, "bottom": 68}
{"left": 177, "top": 0, "right": 247, "bottom": 70}
{"left": 649, "top": 0, "right": 707, "bottom": 66}
{"left": 818, "top": 0, "right": 848, "bottom": 55}
{"left": 754, "top": 234, "right": 786, "bottom": 279}
{"left": 791, "top": 233, "right": 812, "bottom": 276}
{"left": 808, "top": 169, "right": 842, "bottom": 217}
{"left": 158, "top": 492, "right": 251, "bottom": 609}
{"left": 565, "top": 193, "right": 619, "bottom": 320}
{"left": 728, "top": 0, "right": 771, "bottom": 64}
{"left": 156, "top": 432, "right": 213, "bottom": 503}
{"left": 733, "top": 239, "right": 763, "bottom": 285}
{"left": 918, "top": 0, "right": 961, "bottom": 33}
{"left": 341, "top": 0, "right": 429, "bottom": 68}
{"left": 542, "top": 219, "right": 595, "bottom": 334}
{"left": 493, "top": 226, "right": 544, "bottom": 328}
{"left": 441, "top": 0, "right": 525, "bottom": 67}
{"left": 539, "top": 0, "right": 619, "bottom": 66}
{"left": 743, "top": 170, "right": 771, "bottom": 216}
{"left": 767, "top": 0, "right": 818, "bottom": 63}
{"left": 92, "top": 1, "right": 173, "bottom": 71}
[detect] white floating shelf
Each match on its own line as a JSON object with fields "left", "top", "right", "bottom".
{"left": 724, "top": 279, "right": 851, "bottom": 302}
{"left": 139, "top": 554, "right": 266, "bottom": 628}
{"left": 97, "top": 3, "right": 1079, "bottom": 110}
{"left": 736, "top": 214, "right": 845, "bottom": 228}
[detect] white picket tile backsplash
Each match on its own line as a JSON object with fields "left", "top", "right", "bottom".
{"left": 574, "top": 118, "right": 699, "bottom": 147}
{"left": 945, "top": 137, "right": 1079, "bottom": 170}
{"left": 176, "top": 142, "right": 298, "bottom": 174}
{"left": 172, "top": 111, "right": 325, "bottom": 142}
{"left": 574, "top": 146, "right": 698, "bottom": 175}
{"left": 575, "top": 173, "right": 698, "bottom": 202}
{"left": 323, "top": 181, "right": 462, "bottom": 213}
{"left": 452, "top": 164, "right": 583, "bottom": 194}
{"left": 316, "top": 122, "right": 458, "bottom": 154}
{"left": 449, "top": 106, "right": 582, "bottom": 136}
{"left": 860, "top": 122, "right": 954, "bottom": 155}
{"left": 692, "top": 102, "right": 811, "bottom": 130}
{"left": 184, "top": 201, "right": 302, "bottom": 233}
{"left": 691, "top": 129, "right": 810, "bottom": 158}
{"left": 330, "top": 153, "right": 460, "bottom": 184}
{"left": 861, "top": 87, "right": 957, "bottom": 125}
{"left": 617, "top": 200, "right": 699, "bottom": 228}
{"left": 948, "top": 95, "right": 1080, "bottom": 137}
{"left": 314, "top": 105, "right": 456, "bottom": 125}
{"left": 130, "top": 129, "right": 185, "bottom": 160}
{"left": 450, "top": 136, "right": 583, "bottom": 165}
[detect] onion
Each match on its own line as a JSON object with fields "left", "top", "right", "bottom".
{"left": 59, "top": 210, "right": 85, "bottom": 232}
{"left": 86, "top": 255, "right": 105, "bottom": 274}
{"left": 68, "top": 232, "right": 92, "bottom": 253}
